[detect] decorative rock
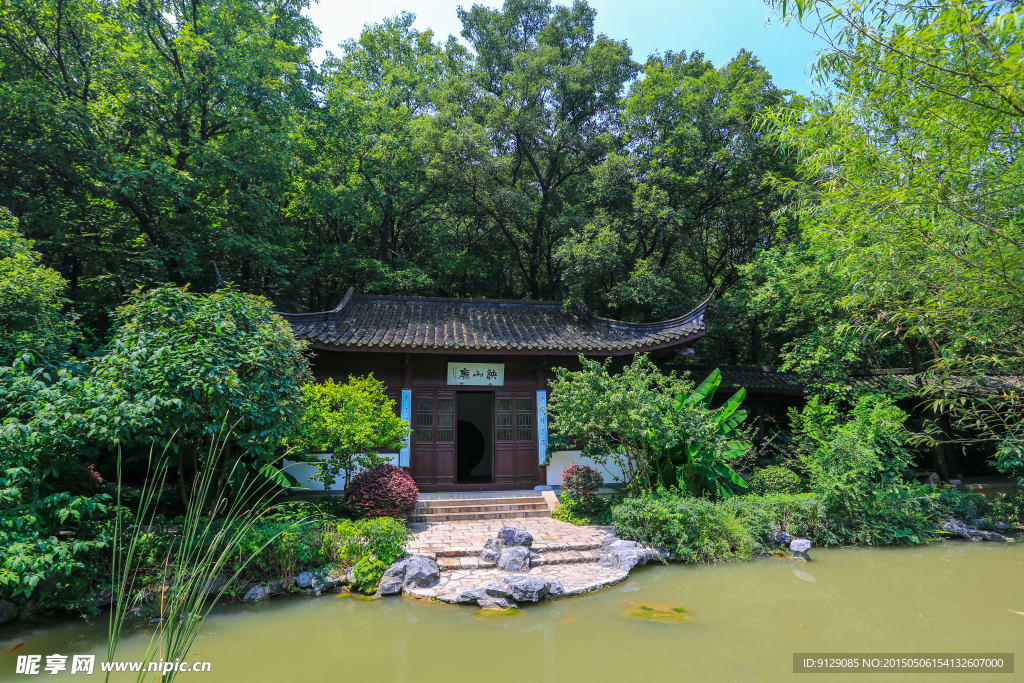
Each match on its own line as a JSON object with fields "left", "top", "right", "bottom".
{"left": 942, "top": 518, "right": 980, "bottom": 540}
{"left": 977, "top": 530, "right": 1010, "bottom": 542}
{"left": 790, "top": 538, "right": 812, "bottom": 562}
{"left": 548, "top": 581, "right": 565, "bottom": 598}
{"left": 481, "top": 538, "right": 504, "bottom": 563}
{"left": 267, "top": 579, "right": 287, "bottom": 595}
{"left": 774, "top": 530, "right": 793, "bottom": 546}
{"left": 379, "top": 555, "right": 441, "bottom": 595}
{"left": 497, "top": 526, "right": 534, "bottom": 548}
{"left": 454, "top": 587, "right": 489, "bottom": 604}
{"left": 477, "top": 597, "right": 516, "bottom": 610}
{"left": 346, "top": 567, "right": 356, "bottom": 584}
{"left": 503, "top": 575, "right": 550, "bottom": 602}
{"left": 204, "top": 573, "right": 228, "bottom": 596}
{"left": 484, "top": 582, "right": 514, "bottom": 600}
{"left": 599, "top": 540, "right": 652, "bottom": 571}
{"left": 601, "top": 533, "right": 618, "bottom": 548}
{"left": 0, "top": 599, "right": 17, "bottom": 625}
{"left": 498, "top": 546, "right": 531, "bottom": 572}
{"left": 243, "top": 585, "right": 271, "bottom": 602}
{"left": 404, "top": 555, "right": 441, "bottom": 589}
{"left": 295, "top": 571, "right": 314, "bottom": 589}
{"left": 313, "top": 570, "right": 347, "bottom": 593}
{"left": 994, "top": 522, "right": 1014, "bottom": 531}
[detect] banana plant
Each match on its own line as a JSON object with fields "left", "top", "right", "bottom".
{"left": 651, "top": 369, "right": 751, "bottom": 498}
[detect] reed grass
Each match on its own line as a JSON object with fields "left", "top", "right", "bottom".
{"left": 106, "top": 426, "right": 311, "bottom": 682}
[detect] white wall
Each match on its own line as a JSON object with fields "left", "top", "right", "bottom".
{"left": 283, "top": 453, "right": 400, "bottom": 492}
{"left": 546, "top": 450, "right": 625, "bottom": 487}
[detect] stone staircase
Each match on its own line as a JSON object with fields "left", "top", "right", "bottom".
{"left": 407, "top": 491, "right": 553, "bottom": 524}
{"left": 400, "top": 518, "right": 640, "bottom": 605}
{"left": 432, "top": 539, "right": 603, "bottom": 572}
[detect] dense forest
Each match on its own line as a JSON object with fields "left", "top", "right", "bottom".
{"left": 1, "top": 0, "right": 1021, "bottom": 432}
{"left": 1, "top": 0, "right": 800, "bottom": 363}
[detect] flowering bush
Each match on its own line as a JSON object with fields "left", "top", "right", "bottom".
{"left": 561, "top": 463, "right": 603, "bottom": 501}
{"left": 344, "top": 464, "right": 419, "bottom": 519}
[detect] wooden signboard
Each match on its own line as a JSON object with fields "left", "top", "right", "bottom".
{"left": 447, "top": 362, "right": 504, "bottom": 386}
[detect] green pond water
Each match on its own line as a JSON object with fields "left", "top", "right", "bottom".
{"left": 2, "top": 542, "right": 1023, "bottom": 682}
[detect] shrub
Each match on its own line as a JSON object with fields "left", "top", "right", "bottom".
{"left": 719, "top": 493, "right": 829, "bottom": 544}
{"left": 989, "top": 492, "right": 1023, "bottom": 525}
{"left": 927, "top": 486, "right": 990, "bottom": 522}
{"left": 749, "top": 465, "right": 802, "bottom": 495}
{"left": 552, "top": 497, "right": 612, "bottom": 525}
{"left": 231, "top": 522, "right": 333, "bottom": 584}
{"left": 54, "top": 461, "right": 105, "bottom": 496}
{"left": 546, "top": 355, "right": 695, "bottom": 494}
{"left": 331, "top": 517, "right": 410, "bottom": 592}
{"left": 344, "top": 464, "right": 419, "bottom": 519}
{"left": 612, "top": 495, "right": 756, "bottom": 563}
{"left": 561, "top": 463, "right": 603, "bottom": 500}
{"left": 790, "top": 394, "right": 938, "bottom": 545}
{"left": 296, "top": 375, "right": 410, "bottom": 488}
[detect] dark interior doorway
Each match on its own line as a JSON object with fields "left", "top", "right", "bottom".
{"left": 457, "top": 392, "right": 493, "bottom": 483}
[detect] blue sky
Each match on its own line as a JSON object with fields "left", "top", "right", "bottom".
{"left": 305, "top": 0, "right": 827, "bottom": 95}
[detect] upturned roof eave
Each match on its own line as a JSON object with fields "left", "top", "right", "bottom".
{"left": 303, "top": 328, "right": 706, "bottom": 356}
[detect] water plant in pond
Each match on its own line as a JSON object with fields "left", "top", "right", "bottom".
{"left": 622, "top": 601, "right": 693, "bottom": 624}
{"left": 473, "top": 607, "right": 520, "bottom": 617}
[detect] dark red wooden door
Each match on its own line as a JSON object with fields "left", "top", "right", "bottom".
{"left": 411, "top": 390, "right": 455, "bottom": 485}
{"left": 494, "top": 392, "right": 537, "bottom": 484}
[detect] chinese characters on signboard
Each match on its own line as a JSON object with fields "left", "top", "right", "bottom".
{"left": 447, "top": 362, "right": 504, "bottom": 386}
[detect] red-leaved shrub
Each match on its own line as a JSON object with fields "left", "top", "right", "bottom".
{"left": 344, "top": 464, "right": 419, "bottom": 519}
{"left": 56, "top": 461, "right": 105, "bottom": 496}
{"left": 561, "top": 463, "right": 602, "bottom": 500}
{"left": 560, "top": 463, "right": 606, "bottom": 516}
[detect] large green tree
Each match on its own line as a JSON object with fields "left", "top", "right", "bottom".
{"left": 765, "top": 0, "right": 1024, "bottom": 464}
{"left": 0, "top": 0, "right": 319, "bottom": 331}
{"left": 558, "top": 50, "right": 797, "bottom": 327}
{"left": 284, "top": 13, "right": 458, "bottom": 310}
{"left": 422, "top": 0, "right": 637, "bottom": 299}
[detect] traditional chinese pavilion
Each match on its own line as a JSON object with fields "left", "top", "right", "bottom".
{"left": 279, "top": 289, "right": 710, "bottom": 492}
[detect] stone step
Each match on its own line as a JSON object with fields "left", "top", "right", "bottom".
{"left": 407, "top": 508, "right": 551, "bottom": 523}
{"left": 436, "top": 550, "right": 604, "bottom": 571}
{"left": 414, "top": 502, "right": 550, "bottom": 515}
{"left": 415, "top": 497, "right": 547, "bottom": 510}
{"left": 414, "top": 540, "right": 604, "bottom": 561}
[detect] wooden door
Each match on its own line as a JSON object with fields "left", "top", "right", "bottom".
{"left": 410, "top": 390, "right": 455, "bottom": 485}
{"left": 494, "top": 392, "right": 537, "bottom": 484}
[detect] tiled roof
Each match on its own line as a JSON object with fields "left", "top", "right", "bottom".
{"left": 278, "top": 289, "right": 709, "bottom": 355}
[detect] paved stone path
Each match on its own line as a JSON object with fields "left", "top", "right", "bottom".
{"left": 406, "top": 518, "right": 610, "bottom": 560}
{"left": 403, "top": 518, "right": 632, "bottom": 604}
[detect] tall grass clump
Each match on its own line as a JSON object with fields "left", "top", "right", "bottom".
{"left": 106, "top": 429, "right": 310, "bottom": 682}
